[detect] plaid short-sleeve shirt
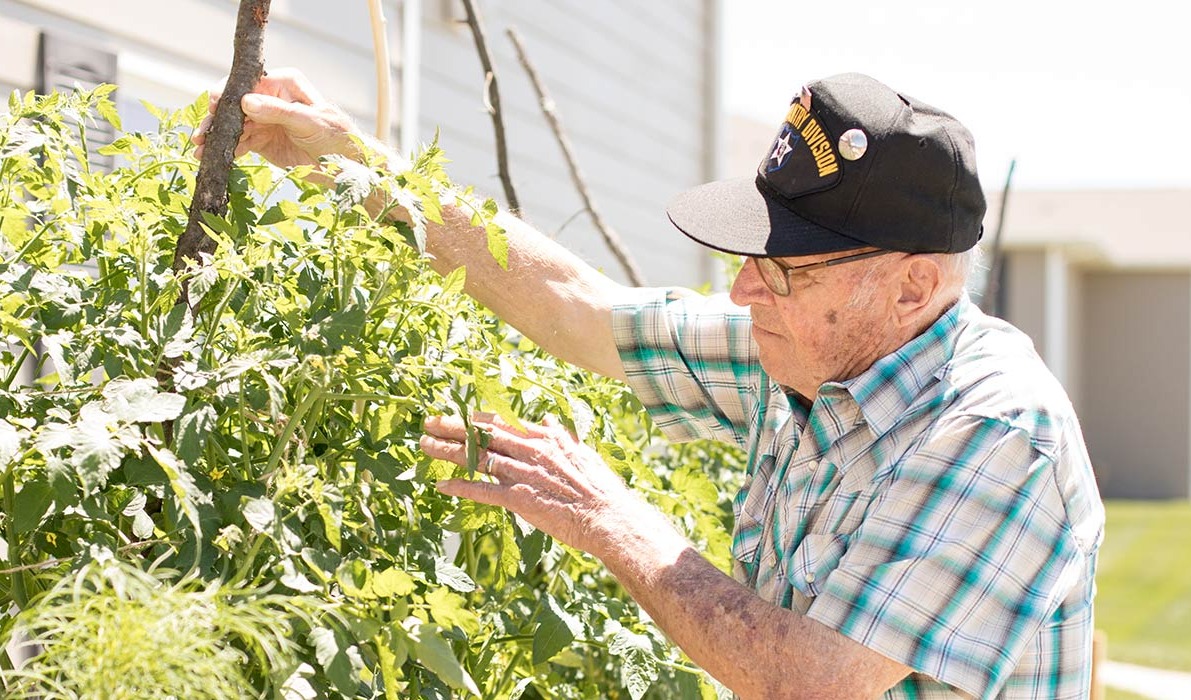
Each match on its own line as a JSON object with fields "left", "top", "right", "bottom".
{"left": 613, "top": 290, "right": 1104, "bottom": 699}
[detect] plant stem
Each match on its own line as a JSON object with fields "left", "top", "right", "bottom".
{"left": 265, "top": 386, "right": 323, "bottom": 475}
{"left": 3, "top": 345, "right": 31, "bottom": 390}
{"left": 3, "top": 468, "right": 29, "bottom": 609}
{"left": 230, "top": 532, "right": 268, "bottom": 585}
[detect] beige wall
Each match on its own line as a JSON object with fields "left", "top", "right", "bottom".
{"left": 1079, "top": 271, "right": 1191, "bottom": 499}
{"left": 1003, "top": 249, "right": 1048, "bottom": 359}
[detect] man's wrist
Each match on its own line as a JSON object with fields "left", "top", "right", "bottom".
{"left": 586, "top": 493, "right": 694, "bottom": 579}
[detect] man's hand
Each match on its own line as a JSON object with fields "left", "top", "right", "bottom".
{"left": 192, "top": 67, "right": 362, "bottom": 168}
{"left": 421, "top": 413, "right": 652, "bottom": 557}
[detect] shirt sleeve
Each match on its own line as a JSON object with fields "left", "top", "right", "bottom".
{"left": 612, "top": 289, "right": 760, "bottom": 447}
{"left": 799, "top": 413, "right": 1095, "bottom": 698}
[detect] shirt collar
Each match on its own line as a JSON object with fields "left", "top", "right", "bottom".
{"left": 827, "top": 292, "right": 968, "bottom": 436}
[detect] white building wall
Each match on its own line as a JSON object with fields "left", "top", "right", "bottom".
{"left": 1, "top": 0, "right": 719, "bottom": 287}
{"left": 419, "top": 0, "right": 717, "bottom": 286}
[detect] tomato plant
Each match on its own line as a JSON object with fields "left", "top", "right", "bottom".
{"left": 0, "top": 87, "right": 741, "bottom": 698}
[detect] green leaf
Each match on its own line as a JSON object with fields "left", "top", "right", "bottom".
{"left": 148, "top": 445, "right": 209, "bottom": 534}
{"left": 13, "top": 476, "right": 54, "bottom": 534}
{"left": 371, "top": 567, "right": 415, "bottom": 598}
{"left": 672, "top": 467, "right": 719, "bottom": 512}
{"left": 243, "top": 497, "right": 276, "bottom": 533}
{"left": 485, "top": 222, "right": 509, "bottom": 270}
{"left": 609, "top": 629, "right": 659, "bottom": 700}
{"left": 336, "top": 559, "right": 373, "bottom": 600}
{"left": 474, "top": 371, "right": 524, "bottom": 433}
{"left": 425, "top": 587, "right": 478, "bottom": 635}
{"left": 499, "top": 516, "right": 520, "bottom": 579}
{"left": 258, "top": 200, "right": 299, "bottom": 226}
{"left": 95, "top": 94, "right": 122, "bottom": 130}
{"left": 314, "top": 482, "right": 344, "bottom": 549}
{"left": 317, "top": 305, "right": 366, "bottom": 353}
{"left": 532, "top": 594, "right": 582, "bottom": 665}
{"left": 121, "top": 490, "right": 148, "bottom": 517}
{"left": 301, "top": 546, "right": 342, "bottom": 582}
{"left": 176, "top": 404, "right": 216, "bottom": 467}
{"left": 102, "top": 378, "right": 185, "bottom": 423}
{"left": 433, "top": 558, "right": 476, "bottom": 593}
{"left": 122, "top": 451, "right": 168, "bottom": 487}
{"left": 131, "top": 510, "right": 156, "bottom": 539}
{"left": 441, "top": 266, "right": 466, "bottom": 297}
{"left": 309, "top": 626, "right": 359, "bottom": 696}
{"left": 406, "top": 621, "right": 480, "bottom": 697}
{"left": 520, "top": 528, "right": 547, "bottom": 574}
{"left": 199, "top": 210, "right": 237, "bottom": 239}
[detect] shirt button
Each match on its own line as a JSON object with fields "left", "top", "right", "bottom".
{"left": 805, "top": 572, "right": 816, "bottom": 584}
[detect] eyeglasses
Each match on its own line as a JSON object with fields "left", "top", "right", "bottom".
{"left": 753, "top": 249, "right": 895, "bottom": 297}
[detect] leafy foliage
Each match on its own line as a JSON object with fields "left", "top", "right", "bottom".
{"left": 0, "top": 86, "right": 743, "bottom": 698}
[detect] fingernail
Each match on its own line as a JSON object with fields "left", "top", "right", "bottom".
{"left": 242, "top": 94, "right": 262, "bottom": 113}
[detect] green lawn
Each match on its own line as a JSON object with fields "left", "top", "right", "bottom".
{"left": 1095, "top": 500, "right": 1191, "bottom": 672}
{"left": 1106, "top": 689, "right": 1154, "bottom": 700}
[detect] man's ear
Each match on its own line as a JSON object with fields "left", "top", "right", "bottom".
{"left": 894, "top": 257, "right": 943, "bottom": 328}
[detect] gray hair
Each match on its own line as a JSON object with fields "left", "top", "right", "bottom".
{"left": 845, "top": 247, "right": 978, "bottom": 310}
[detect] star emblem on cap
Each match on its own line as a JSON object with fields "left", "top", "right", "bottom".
{"left": 770, "top": 132, "right": 794, "bottom": 167}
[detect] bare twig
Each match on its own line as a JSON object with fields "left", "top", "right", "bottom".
{"left": 981, "top": 158, "right": 1016, "bottom": 316}
{"left": 459, "top": 0, "right": 521, "bottom": 215}
{"left": 507, "top": 28, "right": 645, "bottom": 286}
{"left": 367, "top": 0, "right": 393, "bottom": 143}
{"left": 173, "top": 0, "right": 272, "bottom": 300}
{"left": 0, "top": 540, "right": 172, "bottom": 576}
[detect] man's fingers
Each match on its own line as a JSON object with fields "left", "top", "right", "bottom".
{"left": 425, "top": 415, "right": 547, "bottom": 466}
{"left": 191, "top": 115, "right": 213, "bottom": 145}
{"left": 234, "top": 131, "right": 270, "bottom": 159}
{"left": 240, "top": 93, "right": 313, "bottom": 130}
{"left": 436, "top": 478, "right": 509, "bottom": 507}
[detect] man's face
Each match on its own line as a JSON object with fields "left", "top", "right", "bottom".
{"left": 729, "top": 250, "right": 897, "bottom": 399}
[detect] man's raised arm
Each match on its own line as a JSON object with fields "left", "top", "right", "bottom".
{"left": 193, "top": 67, "right": 641, "bottom": 381}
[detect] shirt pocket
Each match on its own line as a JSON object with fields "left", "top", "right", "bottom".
{"left": 787, "top": 532, "right": 849, "bottom": 598}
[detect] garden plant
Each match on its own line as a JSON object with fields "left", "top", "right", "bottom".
{"left": 0, "top": 80, "right": 742, "bottom": 697}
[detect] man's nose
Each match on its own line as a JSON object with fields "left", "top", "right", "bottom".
{"left": 730, "top": 258, "right": 774, "bottom": 306}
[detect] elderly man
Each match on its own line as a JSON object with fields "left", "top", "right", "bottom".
{"left": 197, "top": 70, "right": 1103, "bottom": 699}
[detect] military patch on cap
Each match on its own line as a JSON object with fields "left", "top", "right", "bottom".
{"left": 757, "top": 92, "right": 842, "bottom": 199}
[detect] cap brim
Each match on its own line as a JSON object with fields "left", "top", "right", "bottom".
{"left": 666, "top": 177, "right": 868, "bottom": 257}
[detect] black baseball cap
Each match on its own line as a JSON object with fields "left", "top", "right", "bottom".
{"left": 667, "top": 73, "right": 986, "bottom": 257}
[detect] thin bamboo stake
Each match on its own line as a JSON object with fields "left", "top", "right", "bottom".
{"left": 367, "top": 0, "right": 393, "bottom": 143}
{"left": 506, "top": 28, "right": 645, "bottom": 286}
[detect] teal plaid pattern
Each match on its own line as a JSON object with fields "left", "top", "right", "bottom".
{"left": 613, "top": 291, "right": 1104, "bottom": 699}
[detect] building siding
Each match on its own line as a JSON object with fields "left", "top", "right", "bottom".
{"left": 420, "top": 0, "right": 715, "bottom": 286}
{"left": 1079, "top": 271, "right": 1191, "bottom": 499}
{"left": 2, "top": 0, "right": 717, "bottom": 286}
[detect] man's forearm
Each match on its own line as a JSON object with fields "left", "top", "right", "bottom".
{"left": 592, "top": 501, "right": 913, "bottom": 699}
{"left": 426, "top": 205, "right": 633, "bottom": 380}
{"left": 369, "top": 180, "right": 635, "bottom": 380}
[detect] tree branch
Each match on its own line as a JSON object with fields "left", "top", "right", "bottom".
{"left": 507, "top": 28, "right": 645, "bottom": 286}
{"left": 173, "top": 0, "right": 272, "bottom": 299}
{"left": 981, "top": 158, "right": 1016, "bottom": 316}
{"left": 459, "top": 0, "right": 521, "bottom": 215}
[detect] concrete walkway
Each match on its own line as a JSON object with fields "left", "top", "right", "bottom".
{"left": 1102, "top": 661, "right": 1191, "bottom": 700}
